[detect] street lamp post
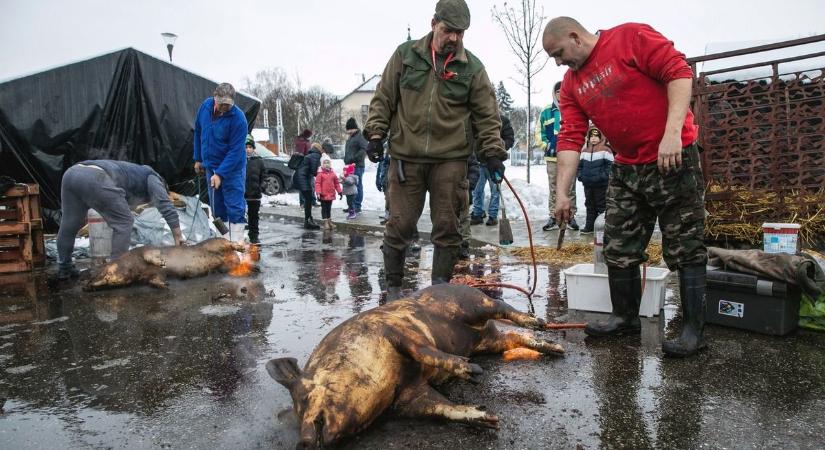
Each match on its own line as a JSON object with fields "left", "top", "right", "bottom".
{"left": 161, "top": 32, "right": 178, "bottom": 62}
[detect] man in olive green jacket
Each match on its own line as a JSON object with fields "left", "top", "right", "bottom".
{"left": 364, "top": 0, "right": 505, "bottom": 301}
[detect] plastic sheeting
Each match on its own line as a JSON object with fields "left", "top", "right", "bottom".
{"left": 132, "top": 195, "right": 217, "bottom": 246}
{"left": 0, "top": 47, "right": 260, "bottom": 224}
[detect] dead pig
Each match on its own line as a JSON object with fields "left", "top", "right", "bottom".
{"left": 85, "top": 238, "right": 246, "bottom": 290}
{"left": 267, "top": 283, "right": 564, "bottom": 448}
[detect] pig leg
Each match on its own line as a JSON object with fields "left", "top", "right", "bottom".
{"left": 474, "top": 321, "right": 564, "bottom": 356}
{"left": 394, "top": 333, "right": 483, "bottom": 382}
{"left": 458, "top": 295, "right": 547, "bottom": 331}
{"left": 145, "top": 269, "right": 169, "bottom": 289}
{"left": 395, "top": 382, "right": 499, "bottom": 429}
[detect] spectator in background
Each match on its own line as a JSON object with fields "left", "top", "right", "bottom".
{"left": 577, "top": 127, "right": 613, "bottom": 234}
{"left": 344, "top": 118, "right": 367, "bottom": 213}
{"left": 295, "top": 129, "right": 314, "bottom": 207}
{"left": 245, "top": 134, "right": 265, "bottom": 243}
{"left": 193, "top": 82, "right": 249, "bottom": 243}
{"left": 471, "top": 113, "right": 515, "bottom": 226}
{"left": 341, "top": 163, "right": 359, "bottom": 220}
{"left": 322, "top": 137, "right": 335, "bottom": 156}
{"left": 293, "top": 142, "right": 322, "bottom": 229}
{"left": 537, "top": 81, "right": 578, "bottom": 231}
{"left": 315, "top": 158, "right": 342, "bottom": 231}
{"left": 295, "top": 129, "right": 312, "bottom": 155}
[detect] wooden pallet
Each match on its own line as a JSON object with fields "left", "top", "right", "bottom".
{"left": 0, "top": 184, "right": 46, "bottom": 273}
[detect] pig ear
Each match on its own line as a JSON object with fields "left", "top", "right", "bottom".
{"left": 266, "top": 358, "right": 303, "bottom": 388}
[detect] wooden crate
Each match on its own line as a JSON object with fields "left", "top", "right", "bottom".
{"left": 0, "top": 184, "right": 46, "bottom": 273}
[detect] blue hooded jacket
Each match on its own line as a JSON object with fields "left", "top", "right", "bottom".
{"left": 193, "top": 97, "right": 249, "bottom": 180}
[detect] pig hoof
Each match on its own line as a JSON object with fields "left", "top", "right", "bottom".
{"left": 469, "top": 411, "right": 499, "bottom": 430}
{"left": 464, "top": 363, "right": 484, "bottom": 384}
{"left": 536, "top": 340, "right": 565, "bottom": 356}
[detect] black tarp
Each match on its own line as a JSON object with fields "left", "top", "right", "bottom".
{"left": 0, "top": 47, "right": 260, "bottom": 224}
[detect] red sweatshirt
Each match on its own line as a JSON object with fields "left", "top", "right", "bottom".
{"left": 557, "top": 23, "right": 698, "bottom": 165}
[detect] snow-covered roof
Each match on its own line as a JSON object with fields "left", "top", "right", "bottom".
{"left": 700, "top": 38, "right": 825, "bottom": 82}
{"left": 337, "top": 75, "right": 381, "bottom": 102}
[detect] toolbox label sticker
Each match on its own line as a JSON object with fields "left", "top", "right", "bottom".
{"left": 718, "top": 300, "right": 744, "bottom": 318}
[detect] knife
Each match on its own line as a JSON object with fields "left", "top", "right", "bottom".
{"left": 556, "top": 220, "right": 566, "bottom": 250}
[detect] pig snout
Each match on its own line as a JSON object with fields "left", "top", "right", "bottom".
{"left": 297, "top": 411, "right": 340, "bottom": 449}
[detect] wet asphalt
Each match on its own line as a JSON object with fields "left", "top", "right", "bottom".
{"left": 1, "top": 217, "right": 824, "bottom": 449}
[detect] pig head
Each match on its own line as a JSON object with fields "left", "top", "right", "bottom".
{"left": 85, "top": 238, "right": 246, "bottom": 291}
{"left": 267, "top": 284, "right": 564, "bottom": 448}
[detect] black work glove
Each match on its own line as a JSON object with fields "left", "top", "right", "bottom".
{"left": 366, "top": 138, "right": 384, "bottom": 163}
{"left": 486, "top": 157, "right": 505, "bottom": 182}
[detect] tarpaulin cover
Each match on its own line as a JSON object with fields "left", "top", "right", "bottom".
{"left": 0, "top": 47, "right": 260, "bottom": 225}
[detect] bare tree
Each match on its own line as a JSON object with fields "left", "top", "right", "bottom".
{"left": 243, "top": 69, "right": 341, "bottom": 153}
{"left": 491, "top": 0, "right": 549, "bottom": 183}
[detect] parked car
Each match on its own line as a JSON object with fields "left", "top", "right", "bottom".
{"left": 254, "top": 147, "right": 294, "bottom": 195}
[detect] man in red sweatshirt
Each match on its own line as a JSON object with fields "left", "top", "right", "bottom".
{"left": 544, "top": 17, "right": 707, "bottom": 357}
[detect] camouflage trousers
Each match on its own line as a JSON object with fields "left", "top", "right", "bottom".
{"left": 604, "top": 144, "right": 707, "bottom": 270}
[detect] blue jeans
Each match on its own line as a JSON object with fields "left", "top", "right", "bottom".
{"left": 354, "top": 166, "right": 365, "bottom": 210}
{"left": 471, "top": 169, "right": 499, "bottom": 218}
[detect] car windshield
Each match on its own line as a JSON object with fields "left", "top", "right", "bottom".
{"left": 254, "top": 147, "right": 277, "bottom": 158}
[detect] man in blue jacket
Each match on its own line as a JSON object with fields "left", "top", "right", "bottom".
{"left": 193, "top": 83, "right": 249, "bottom": 243}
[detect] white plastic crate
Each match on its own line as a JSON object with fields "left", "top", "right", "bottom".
{"left": 563, "top": 264, "right": 671, "bottom": 317}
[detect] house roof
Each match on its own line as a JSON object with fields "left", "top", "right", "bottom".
{"left": 337, "top": 74, "right": 381, "bottom": 102}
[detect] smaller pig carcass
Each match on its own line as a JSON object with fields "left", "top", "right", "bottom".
{"left": 267, "top": 283, "right": 564, "bottom": 447}
{"left": 85, "top": 238, "right": 247, "bottom": 290}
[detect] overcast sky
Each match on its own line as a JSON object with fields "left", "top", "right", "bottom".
{"left": 2, "top": 0, "right": 823, "bottom": 106}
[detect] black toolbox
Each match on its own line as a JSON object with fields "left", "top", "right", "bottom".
{"left": 705, "top": 267, "right": 800, "bottom": 335}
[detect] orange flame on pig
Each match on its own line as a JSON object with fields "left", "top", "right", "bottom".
{"left": 228, "top": 243, "right": 259, "bottom": 277}
{"left": 502, "top": 347, "right": 542, "bottom": 361}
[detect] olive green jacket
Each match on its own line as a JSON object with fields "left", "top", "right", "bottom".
{"left": 364, "top": 33, "right": 506, "bottom": 163}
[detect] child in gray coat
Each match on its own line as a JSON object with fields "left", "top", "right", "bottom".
{"left": 341, "top": 163, "right": 360, "bottom": 220}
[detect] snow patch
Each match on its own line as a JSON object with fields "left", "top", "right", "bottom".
{"left": 32, "top": 316, "right": 69, "bottom": 325}
{"left": 199, "top": 305, "right": 241, "bottom": 316}
{"left": 92, "top": 358, "right": 130, "bottom": 370}
{"left": 6, "top": 364, "right": 37, "bottom": 374}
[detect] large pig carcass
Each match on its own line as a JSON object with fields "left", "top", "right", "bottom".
{"left": 85, "top": 238, "right": 246, "bottom": 290}
{"left": 267, "top": 284, "right": 564, "bottom": 447}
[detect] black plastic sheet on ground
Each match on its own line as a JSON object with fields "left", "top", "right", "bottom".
{"left": 0, "top": 48, "right": 260, "bottom": 229}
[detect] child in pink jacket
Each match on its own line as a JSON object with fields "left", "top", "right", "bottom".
{"left": 315, "top": 159, "right": 342, "bottom": 230}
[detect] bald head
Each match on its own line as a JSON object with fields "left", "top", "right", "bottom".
{"left": 543, "top": 17, "right": 588, "bottom": 40}
{"left": 542, "top": 17, "right": 598, "bottom": 71}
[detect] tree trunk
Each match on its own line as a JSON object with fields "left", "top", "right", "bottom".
{"left": 526, "top": 76, "right": 532, "bottom": 184}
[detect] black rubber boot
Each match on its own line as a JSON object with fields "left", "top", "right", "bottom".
{"left": 584, "top": 265, "right": 642, "bottom": 337}
{"left": 383, "top": 245, "right": 406, "bottom": 301}
{"left": 303, "top": 218, "right": 320, "bottom": 230}
{"left": 663, "top": 265, "right": 708, "bottom": 357}
{"left": 57, "top": 265, "right": 80, "bottom": 281}
{"left": 431, "top": 246, "right": 459, "bottom": 285}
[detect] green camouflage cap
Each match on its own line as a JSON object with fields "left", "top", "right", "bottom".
{"left": 435, "top": 0, "right": 471, "bottom": 31}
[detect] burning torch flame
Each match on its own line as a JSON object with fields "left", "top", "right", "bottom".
{"left": 503, "top": 347, "right": 542, "bottom": 361}
{"left": 228, "top": 243, "right": 259, "bottom": 277}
